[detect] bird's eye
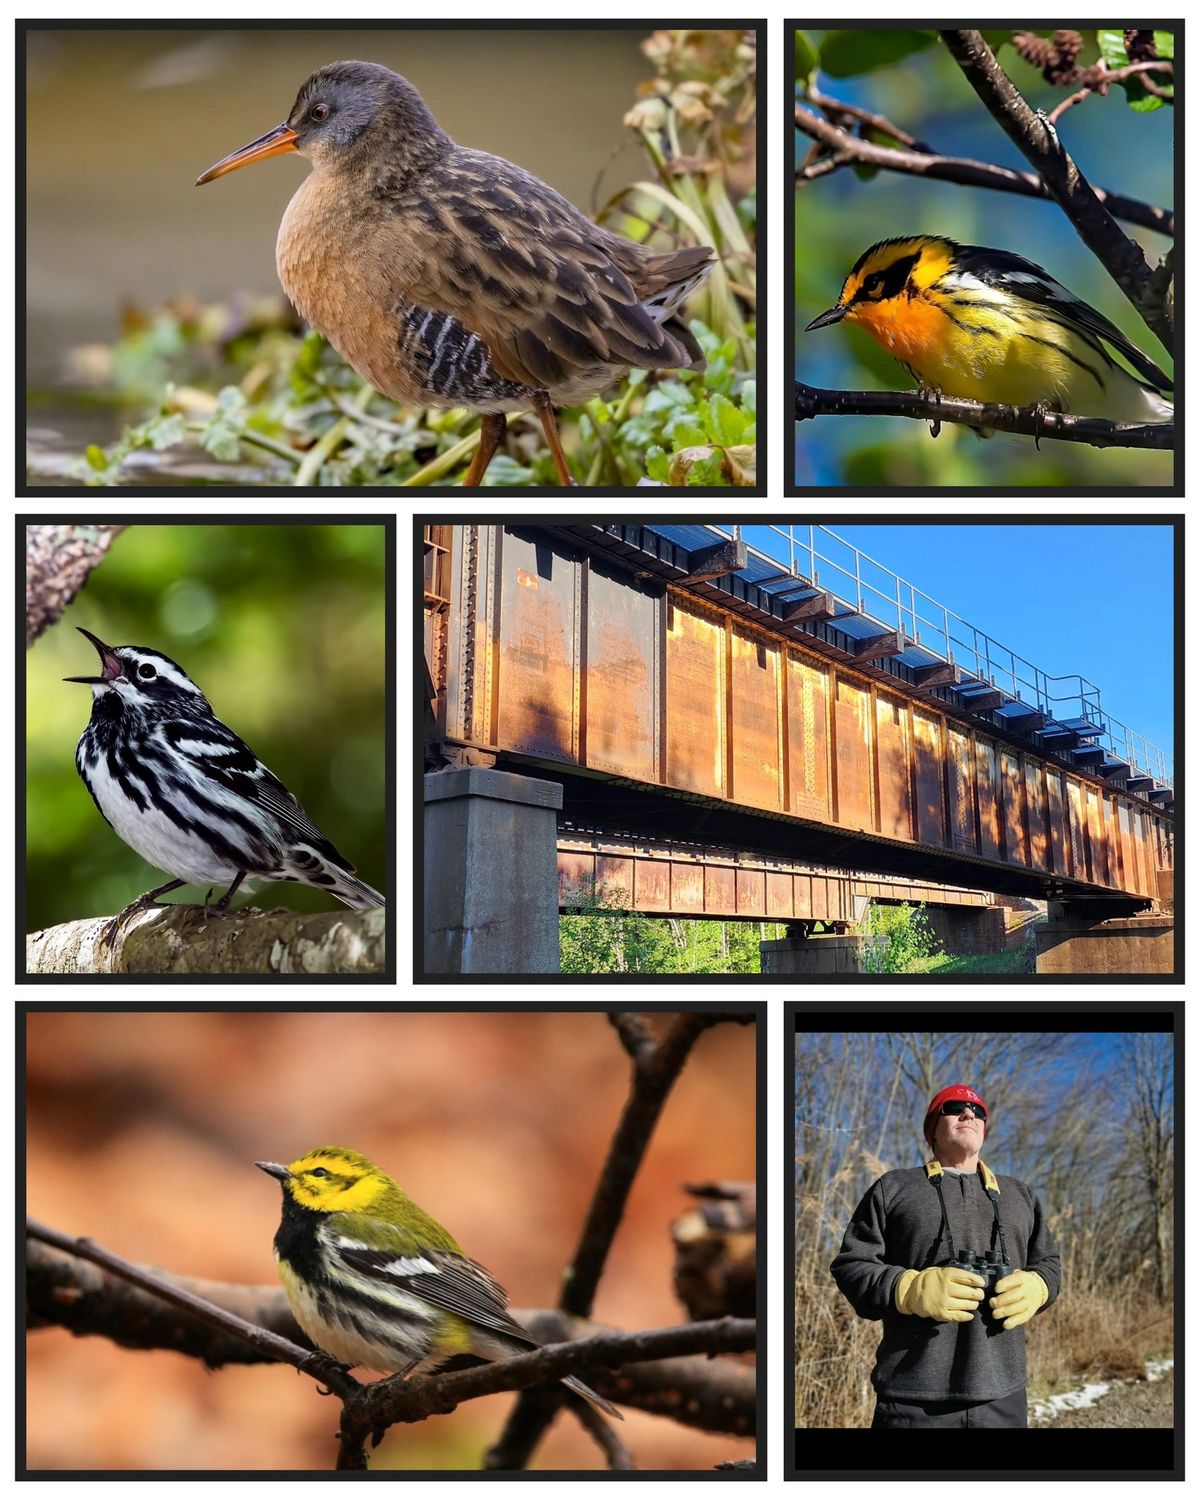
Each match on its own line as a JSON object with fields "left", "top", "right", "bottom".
{"left": 137, "top": 663, "right": 157, "bottom": 681}
{"left": 309, "top": 1167, "right": 330, "bottom": 1179}
{"left": 309, "top": 102, "right": 330, "bottom": 122}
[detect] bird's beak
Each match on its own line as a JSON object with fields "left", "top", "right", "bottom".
{"left": 64, "top": 626, "right": 124, "bottom": 685}
{"left": 196, "top": 123, "right": 299, "bottom": 185}
{"left": 255, "top": 1160, "right": 291, "bottom": 1183}
{"left": 806, "top": 304, "right": 848, "bottom": 332}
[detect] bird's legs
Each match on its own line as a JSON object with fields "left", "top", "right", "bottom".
{"left": 100, "top": 878, "right": 188, "bottom": 948}
{"left": 462, "top": 411, "right": 507, "bottom": 486}
{"left": 532, "top": 390, "right": 577, "bottom": 487}
{"left": 208, "top": 871, "right": 246, "bottom": 914}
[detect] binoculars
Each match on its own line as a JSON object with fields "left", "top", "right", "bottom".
{"left": 951, "top": 1248, "right": 1011, "bottom": 1305}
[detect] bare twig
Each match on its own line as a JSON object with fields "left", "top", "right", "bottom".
{"left": 572, "top": 1399, "right": 637, "bottom": 1469}
{"left": 794, "top": 380, "right": 1174, "bottom": 451}
{"left": 793, "top": 105, "right": 1173, "bottom": 238}
{"left": 808, "top": 86, "right": 931, "bottom": 150}
{"left": 562, "top": 1012, "right": 754, "bottom": 1320}
{"left": 939, "top": 30, "right": 1172, "bottom": 349}
{"left": 1045, "top": 60, "right": 1174, "bottom": 125}
{"left": 25, "top": 1219, "right": 359, "bottom": 1397}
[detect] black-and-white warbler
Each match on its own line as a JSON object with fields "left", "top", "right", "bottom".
{"left": 67, "top": 627, "right": 384, "bottom": 922}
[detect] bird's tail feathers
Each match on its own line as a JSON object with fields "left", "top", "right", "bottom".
{"left": 561, "top": 1373, "right": 622, "bottom": 1419}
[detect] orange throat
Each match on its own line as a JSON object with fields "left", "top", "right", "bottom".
{"left": 851, "top": 295, "right": 947, "bottom": 370}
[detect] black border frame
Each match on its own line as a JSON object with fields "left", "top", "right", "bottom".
{"left": 17, "top": 18, "right": 766, "bottom": 499}
{"left": 786, "top": 1000, "right": 1183, "bottom": 1479}
{"left": 786, "top": 19, "right": 1184, "bottom": 498}
{"left": 18, "top": 514, "right": 398, "bottom": 985}
{"left": 17, "top": 999, "right": 765, "bottom": 1479}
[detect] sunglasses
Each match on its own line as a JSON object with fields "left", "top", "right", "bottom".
{"left": 939, "top": 1100, "right": 986, "bottom": 1121}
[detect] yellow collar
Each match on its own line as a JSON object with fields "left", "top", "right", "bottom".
{"left": 925, "top": 1158, "right": 999, "bottom": 1193}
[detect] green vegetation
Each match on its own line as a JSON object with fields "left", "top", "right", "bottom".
{"left": 559, "top": 884, "right": 782, "bottom": 973}
{"left": 26, "top": 524, "right": 386, "bottom": 930}
{"left": 859, "top": 902, "right": 942, "bottom": 973}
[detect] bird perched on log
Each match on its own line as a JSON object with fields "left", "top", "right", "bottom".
{"left": 197, "top": 60, "right": 715, "bottom": 486}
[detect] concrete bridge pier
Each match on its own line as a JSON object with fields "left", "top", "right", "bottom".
{"left": 1035, "top": 903, "right": 1175, "bottom": 976}
{"left": 760, "top": 924, "right": 862, "bottom": 975}
{"left": 921, "top": 905, "right": 1007, "bottom": 957}
{"left": 424, "top": 768, "right": 563, "bottom": 974}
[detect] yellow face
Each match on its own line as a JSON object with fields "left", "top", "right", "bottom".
{"left": 280, "top": 1148, "right": 387, "bottom": 1213}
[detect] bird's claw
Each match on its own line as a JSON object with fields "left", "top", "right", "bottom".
{"left": 916, "top": 384, "right": 944, "bottom": 438}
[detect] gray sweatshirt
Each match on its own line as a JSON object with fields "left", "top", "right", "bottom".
{"left": 830, "top": 1162, "right": 1061, "bottom": 1402}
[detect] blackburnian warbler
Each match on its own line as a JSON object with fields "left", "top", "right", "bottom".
{"left": 256, "top": 1147, "right": 620, "bottom": 1418}
{"left": 806, "top": 235, "right": 1173, "bottom": 425}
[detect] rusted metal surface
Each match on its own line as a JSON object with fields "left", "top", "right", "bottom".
{"left": 557, "top": 832, "right": 994, "bottom": 920}
{"left": 429, "top": 525, "right": 1174, "bottom": 904}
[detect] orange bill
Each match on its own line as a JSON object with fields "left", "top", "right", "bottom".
{"left": 195, "top": 123, "right": 298, "bottom": 185}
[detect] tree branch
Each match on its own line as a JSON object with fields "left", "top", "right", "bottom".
{"left": 794, "top": 380, "right": 1174, "bottom": 450}
{"left": 562, "top": 1012, "right": 754, "bottom": 1319}
{"left": 25, "top": 524, "right": 127, "bottom": 647}
{"left": 25, "top": 904, "right": 386, "bottom": 975}
{"left": 25, "top": 1219, "right": 359, "bottom": 1396}
{"left": 939, "top": 29, "right": 1172, "bottom": 349}
{"left": 27, "top": 1228, "right": 756, "bottom": 1464}
{"left": 336, "top": 1317, "right": 756, "bottom": 1468}
{"left": 793, "top": 104, "right": 1173, "bottom": 238}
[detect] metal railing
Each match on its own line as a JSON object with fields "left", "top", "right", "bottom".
{"left": 713, "top": 524, "right": 1172, "bottom": 786}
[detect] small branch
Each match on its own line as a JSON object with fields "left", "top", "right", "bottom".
{"left": 808, "top": 86, "right": 931, "bottom": 150}
{"left": 25, "top": 1219, "right": 358, "bottom": 1397}
{"left": 794, "top": 105, "right": 1173, "bottom": 237}
{"left": 1045, "top": 60, "right": 1174, "bottom": 125}
{"left": 561, "top": 1013, "right": 753, "bottom": 1320}
{"left": 25, "top": 904, "right": 386, "bottom": 975}
{"left": 25, "top": 524, "right": 126, "bottom": 646}
{"left": 573, "top": 1399, "right": 636, "bottom": 1470}
{"left": 939, "top": 29, "right": 1171, "bottom": 348}
{"left": 794, "top": 380, "right": 1174, "bottom": 451}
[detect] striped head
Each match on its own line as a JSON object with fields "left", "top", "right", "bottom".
{"left": 64, "top": 627, "right": 211, "bottom": 712}
{"left": 257, "top": 1147, "right": 397, "bottom": 1214}
{"left": 807, "top": 236, "right": 957, "bottom": 336}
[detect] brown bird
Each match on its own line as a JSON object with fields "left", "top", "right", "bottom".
{"left": 196, "top": 60, "right": 715, "bottom": 486}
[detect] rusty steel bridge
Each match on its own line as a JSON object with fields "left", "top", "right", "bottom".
{"left": 424, "top": 523, "right": 1173, "bottom": 915}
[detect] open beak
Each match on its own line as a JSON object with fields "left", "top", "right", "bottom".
{"left": 64, "top": 626, "right": 124, "bottom": 685}
{"left": 806, "top": 304, "right": 848, "bottom": 332}
{"left": 196, "top": 123, "right": 298, "bottom": 185}
{"left": 255, "top": 1160, "right": 291, "bottom": 1182}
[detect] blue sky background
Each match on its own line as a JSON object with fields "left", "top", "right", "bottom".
{"left": 738, "top": 524, "right": 1174, "bottom": 760}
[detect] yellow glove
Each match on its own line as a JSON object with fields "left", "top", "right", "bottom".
{"left": 989, "top": 1270, "right": 1049, "bottom": 1331}
{"left": 894, "top": 1265, "right": 985, "bottom": 1322}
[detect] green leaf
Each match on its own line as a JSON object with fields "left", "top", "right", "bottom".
{"left": 145, "top": 413, "right": 187, "bottom": 451}
{"left": 645, "top": 445, "right": 670, "bottom": 483}
{"left": 704, "top": 392, "right": 749, "bottom": 447}
{"left": 84, "top": 444, "right": 108, "bottom": 471}
{"left": 795, "top": 31, "right": 819, "bottom": 89}
{"left": 481, "top": 454, "right": 535, "bottom": 487}
{"left": 819, "top": 29, "right": 937, "bottom": 78}
{"left": 1097, "top": 28, "right": 1173, "bottom": 111}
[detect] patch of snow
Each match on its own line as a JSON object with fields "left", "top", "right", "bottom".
{"left": 1030, "top": 1357, "right": 1173, "bottom": 1424}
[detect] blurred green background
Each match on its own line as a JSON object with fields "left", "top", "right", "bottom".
{"left": 25, "top": 524, "right": 387, "bottom": 928}
{"left": 794, "top": 28, "right": 1175, "bottom": 488}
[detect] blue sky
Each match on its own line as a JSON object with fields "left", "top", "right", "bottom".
{"left": 738, "top": 524, "right": 1174, "bottom": 759}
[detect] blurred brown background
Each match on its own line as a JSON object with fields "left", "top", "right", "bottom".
{"left": 26, "top": 1008, "right": 756, "bottom": 1471}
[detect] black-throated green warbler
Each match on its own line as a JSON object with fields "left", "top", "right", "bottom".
{"left": 256, "top": 1146, "right": 620, "bottom": 1417}
{"left": 807, "top": 235, "right": 1173, "bottom": 424}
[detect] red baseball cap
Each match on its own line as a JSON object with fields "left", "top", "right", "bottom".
{"left": 923, "top": 1084, "right": 988, "bottom": 1149}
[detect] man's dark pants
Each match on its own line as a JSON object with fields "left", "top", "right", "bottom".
{"left": 871, "top": 1388, "right": 1028, "bottom": 1428}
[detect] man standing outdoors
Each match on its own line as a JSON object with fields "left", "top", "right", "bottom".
{"left": 831, "top": 1084, "right": 1061, "bottom": 1428}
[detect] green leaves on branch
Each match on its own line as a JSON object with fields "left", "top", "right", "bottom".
{"left": 1098, "top": 29, "right": 1173, "bottom": 112}
{"left": 816, "top": 29, "right": 937, "bottom": 78}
